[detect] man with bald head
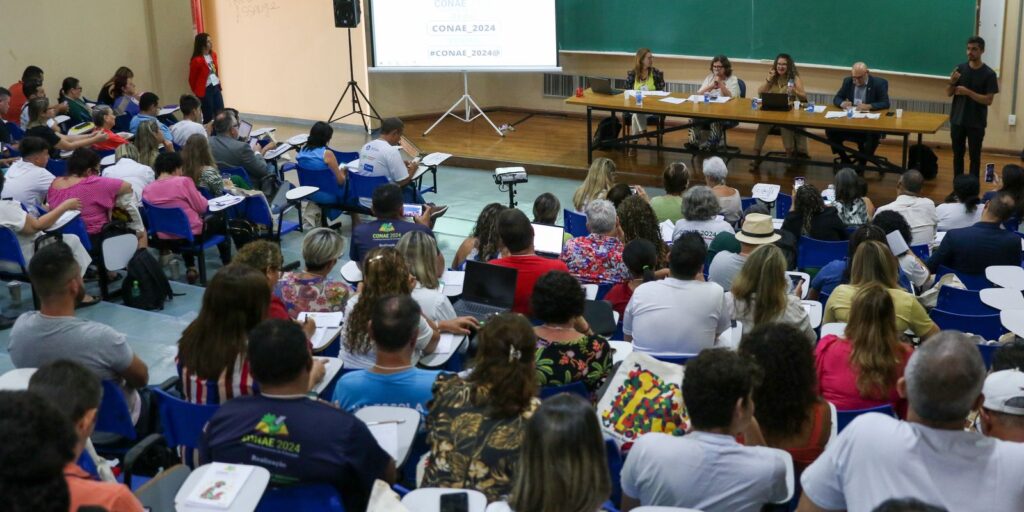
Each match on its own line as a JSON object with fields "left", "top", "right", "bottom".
{"left": 825, "top": 62, "right": 891, "bottom": 169}
{"left": 797, "top": 331, "right": 1024, "bottom": 512}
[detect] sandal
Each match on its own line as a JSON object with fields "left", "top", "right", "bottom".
{"left": 77, "top": 294, "right": 101, "bottom": 308}
{"left": 186, "top": 268, "right": 199, "bottom": 285}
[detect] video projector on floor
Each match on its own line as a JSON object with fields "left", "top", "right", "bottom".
{"left": 494, "top": 167, "right": 528, "bottom": 185}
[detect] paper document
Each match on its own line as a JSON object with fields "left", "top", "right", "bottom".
{"left": 298, "top": 311, "right": 344, "bottom": 328}
{"left": 752, "top": 183, "right": 781, "bottom": 203}
{"left": 825, "top": 110, "right": 880, "bottom": 120}
{"left": 183, "top": 462, "right": 254, "bottom": 510}
{"left": 440, "top": 270, "right": 466, "bottom": 287}
{"left": 659, "top": 97, "right": 687, "bottom": 105}
{"left": 660, "top": 219, "right": 675, "bottom": 242}
{"left": 825, "top": 111, "right": 849, "bottom": 119}
{"left": 626, "top": 90, "right": 670, "bottom": 97}
{"left": 158, "top": 105, "right": 180, "bottom": 117}
{"left": 208, "top": 195, "right": 244, "bottom": 212}
{"left": 420, "top": 152, "right": 452, "bottom": 166}
{"left": 44, "top": 210, "right": 81, "bottom": 232}
{"left": 686, "top": 95, "right": 731, "bottom": 104}
{"left": 367, "top": 422, "right": 400, "bottom": 461}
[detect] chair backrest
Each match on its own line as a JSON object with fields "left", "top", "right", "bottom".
{"left": 330, "top": 149, "right": 359, "bottom": 167}
{"left": 255, "top": 483, "right": 345, "bottom": 512}
{"left": 740, "top": 197, "right": 757, "bottom": 212}
{"left": 930, "top": 308, "right": 1004, "bottom": 340}
{"left": 563, "top": 209, "right": 590, "bottom": 238}
{"left": 141, "top": 201, "right": 195, "bottom": 242}
{"left": 775, "top": 192, "right": 792, "bottom": 219}
{"left": 936, "top": 286, "right": 997, "bottom": 315}
{"left": 977, "top": 343, "right": 998, "bottom": 370}
{"left": 242, "top": 195, "right": 274, "bottom": 229}
{"left": 797, "top": 237, "right": 848, "bottom": 271}
{"left": 835, "top": 403, "right": 896, "bottom": 433}
{"left": 296, "top": 164, "right": 345, "bottom": 197}
{"left": 0, "top": 226, "right": 28, "bottom": 274}
{"left": 102, "top": 234, "right": 138, "bottom": 272}
{"left": 651, "top": 353, "right": 698, "bottom": 365}
{"left": 595, "top": 282, "right": 615, "bottom": 300}
{"left": 95, "top": 380, "right": 137, "bottom": 440}
{"left": 57, "top": 215, "right": 93, "bottom": 252}
{"left": 347, "top": 173, "right": 390, "bottom": 209}
{"left": 46, "top": 158, "right": 67, "bottom": 177}
{"left": 6, "top": 121, "right": 24, "bottom": 141}
{"left": 113, "top": 114, "right": 132, "bottom": 132}
{"left": 935, "top": 266, "right": 991, "bottom": 291}
{"left": 737, "top": 78, "right": 747, "bottom": 98}
{"left": 909, "top": 244, "right": 930, "bottom": 260}
{"left": 218, "top": 165, "right": 252, "bottom": 187}
{"left": 539, "top": 380, "right": 589, "bottom": 400}
{"left": 152, "top": 388, "right": 219, "bottom": 453}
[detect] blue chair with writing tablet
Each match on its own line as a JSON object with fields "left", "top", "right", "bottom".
{"left": 836, "top": 403, "right": 896, "bottom": 433}
{"left": 151, "top": 387, "right": 219, "bottom": 464}
{"left": 797, "top": 237, "right": 848, "bottom": 271}
{"left": 564, "top": 209, "right": 590, "bottom": 238}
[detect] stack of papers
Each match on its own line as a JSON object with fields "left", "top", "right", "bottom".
{"left": 659, "top": 97, "right": 687, "bottom": 105}
{"left": 183, "top": 463, "right": 254, "bottom": 510}
{"left": 625, "top": 90, "right": 671, "bottom": 97}
{"left": 207, "top": 195, "right": 244, "bottom": 212}
{"left": 824, "top": 111, "right": 881, "bottom": 120}
{"left": 686, "top": 95, "right": 731, "bottom": 104}
{"left": 298, "top": 312, "right": 344, "bottom": 351}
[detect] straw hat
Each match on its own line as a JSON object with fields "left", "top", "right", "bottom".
{"left": 734, "top": 213, "right": 781, "bottom": 245}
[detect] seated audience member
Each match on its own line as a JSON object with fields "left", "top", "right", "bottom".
{"left": 494, "top": 394, "right": 611, "bottom": 512}
{"left": 782, "top": 184, "right": 848, "bottom": 242}
{"left": 398, "top": 231, "right": 476, "bottom": 333}
{"left": 531, "top": 270, "right": 613, "bottom": 395}
{"left": 562, "top": 199, "right": 630, "bottom": 284}
{"left": 625, "top": 232, "right": 730, "bottom": 355}
{"left": 0, "top": 390, "right": 78, "bottom": 512}
{"left": 689, "top": 55, "right": 741, "bottom": 150}
{"left": 48, "top": 148, "right": 134, "bottom": 241}
{"left": 90, "top": 105, "right": 130, "bottom": 151}
{"left": 232, "top": 241, "right": 289, "bottom": 320}
{"left": 99, "top": 67, "right": 140, "bottom": 116}
{"left": 740, "top": 324, "right": 832, "bottom": 474}
{"left": 1, "top": 136, "right": 56, "bottom": 210}
{"left": 25, "top": 97, "right": 107, "bottom": 156}
{"left": 333, "top": 295, "right": 441, "bottom": 415}
{"left": 423, "top": 313, "right": 540, "bottom": 502}
{"left": 275, "top": 228, "right": 351, "bottom": 318}
{"left": 928, "top": 191, "right": 1021, "bottom": 275}
{"left": 937, "top": 174, "right": 983, "bottom": 231}
{"left": 296, "top": 121, "right": 347, "bottom": 205}
{"left": 342, "top": 248, "right": 442, "bottom": 369}
{"left": 209, "top": 110, "right": 276, "bottom": 190}
{"left": 357, "top": 117, "right": 432, "bottom": 205}
{"left": 825, "top": 62, "right": 891, "bottom": 166}
{"left": 650, "top": 161, "right": 689, "bottom": 223}
{"left": 982, "top": 163, "right": 1024, "bottom": 204}
{"left": 728, "top": 244, "right": 815, "bottom": 343}
{"left": 4, "top": 65, "right": 43, "bottom": 124}
{"left": 707, "top": 203, "right": 796, "bottom": 268}
{"left": 181, "top": 132, "right": 226, "bottom": 195}
{"left": 18, "top": 79, "right": 47, "bottom": 130}
{"left": 978, "top": 369, "right": 1024, "bottom": 443}
{"left": 28, "top": 361, "right": 144, "bottom": 512}
{"left": 201, "top": 319, "right": 392, "bottom": 511}
{"left": 809, "top": 224, "right": 887, "bottom": 299}
{"left": 832, "top": 168, "right": 875, "bottom": 225}
{"left": 605, "top": 182, "right": 638, "bottom": 209}
{"left": 703, "top": 156, "right": 742, "bottom": 224}
{"left": 875, "top": 170, "right": 938, "bottom": 245}
{"left": 824, "top": 241, "right": 938, "bottom": 338}
{"left": 58, "top": 77, "right": 91, "bottom": 125}
{"left": 350, "top": 183, "right": 434, "bottom": 264}
{"left": 623, "top": 47, "right": 665, "bottom": 150}
{"left": 169, "top": 94, "right": 207, "bottom": 148}
{"left": 133, "top": 119, "right": 168, "bottom": 168}
{"left": 143, "top": 152, "right": 230, "bottom": 283}
{"left": 709, "top": 212, "right": 779, "bottom": 291}
{"left": 492, "top": 208, "right": 570, "bottom": 314}
{"left": 531, "top": 192, "right": 561, "bottom": 225}
{"left": 8, "top": 243, "right": 148, "bottom": 418}
{"left": 605, "top": 239, "right": 659, "bottom": 316}
{"left": 873, "top": 210, "right": 933, "bottom": 291}
{"left": 618, "top": 195, "right": 669, "bottom": 267}
{"left": 0, "top": 87, "right": 13, "bottom": 147}
{"left": 621, "top": 349, "right": 792, "bottom": 511}
{"left": 818, "top": 284, "right": 912, "bottom": 416}
{"left": 102, "top": 143, "right": 154, "bottom": 207}
{"left": 799, "top": 331, "right": 1024, "bottom": 511}
{"left": 672, "top": 185, "right": 734, "bottom": 246}
{"left": 178, "top": 264, "right": 272, "bottom": 404}
{"left": 128, "top": 92, "right": 173, "bottom": 142}
{"left": 572, "top": 157, "right": 616, "bottom": 211}
{"left": 453, "top": 202, "right": 506, "bottom": 270}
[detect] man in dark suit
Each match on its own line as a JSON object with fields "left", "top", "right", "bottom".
{"left": 825, "top": 62, "right": 891, "bottom": 169}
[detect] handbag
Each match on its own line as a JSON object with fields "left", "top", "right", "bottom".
{"left": 596, "top": 352, "right": 689, "bottom": 445}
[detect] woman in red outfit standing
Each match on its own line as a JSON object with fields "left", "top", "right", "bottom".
{"left": 188, "top": 33, "right": 223, "bottom": 124}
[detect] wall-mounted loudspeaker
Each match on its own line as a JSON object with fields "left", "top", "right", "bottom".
{"left": 333, "top": 0, "right": 360, "bottom": 28}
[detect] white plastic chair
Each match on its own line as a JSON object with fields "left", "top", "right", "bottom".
{"left": 354, "top": 406, "right": 421, "bottom": 466}
{"left": 402, "top": 488, "right": 488, "bottom": 512}
{"left": 801, "top": 300, "right": 823, "bottom": 328}
{"left": 101, "top": 234, "right": 138, "bottom": 272}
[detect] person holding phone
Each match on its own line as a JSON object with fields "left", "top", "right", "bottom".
{"left": 946, "top": 36, "right": 999, "bottom": 178}
{"left": 751, "top": 53, "right": 808, "bottom": 171}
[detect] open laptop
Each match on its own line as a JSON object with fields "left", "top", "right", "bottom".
{"left": 452, "top": 260, "right": 518, "bottom": 321}
{"left": 589, "top": 77, "right": 623, "bottom": 95}
{"left": 759, "top": 92, "right": 792, "bottom": 112}
{"left": 237, "top": 118, "right": 253, "bottom": 140}
{"left": 532, "top": 223, "right": 565, "bottom": 258}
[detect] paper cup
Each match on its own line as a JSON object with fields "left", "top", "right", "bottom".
{"left": 896, "top": 109, "right": 904, "bottom": 118}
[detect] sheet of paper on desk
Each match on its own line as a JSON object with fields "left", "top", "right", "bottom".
{"left": 208, "top": 195, "right": 244, "bottom": 212}
{"left": 854, "top": 112, "right": 881, "bottom": 120}
{"left": 309, "top": 327, "right": 341, "bottom": 351}
{"left": 440, "top": 270, "right": 465, "bottom": 287}
{"left": 809, "top": 105, "right": 827, "bottom": 113}
{"left": 298, "top": 311, "right": 344, "bottom": 328}
{"left": 660, "top": 219, "right": 675, "bottom": 242}
{"left": 367, "top": 422, "right": 399, "bottom": 461}
{"left": 824, "top": 111, "right": 849, "bottom": 119}
{"left": 421, "top": 152, "right": 452, "bottom": 166}
{"left": 659, "top": 97, "right": 687, "bottom": 104}
{"left": 626, "top": 90, "right": 670, "bottom": 97}
{"left": 184, "top": 462, "right": 253, "bottom": 509}
{"left": 686, "top": 95, "right": 731, "bottom": 103}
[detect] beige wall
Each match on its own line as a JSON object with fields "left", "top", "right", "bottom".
{"left": 0, "top": 0, "right": 193, "bottom": 108}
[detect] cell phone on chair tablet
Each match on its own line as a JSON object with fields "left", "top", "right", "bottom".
{"left": 440, "top": 492, "right": 469, "bottom": 512}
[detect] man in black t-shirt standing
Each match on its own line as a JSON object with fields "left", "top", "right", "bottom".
{"left": 946, "top": 36, "right": 999, "bottom": 178}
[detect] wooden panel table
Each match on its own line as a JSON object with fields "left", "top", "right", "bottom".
{"left": 565, "top": 90, "right": 948, "bottom": 174}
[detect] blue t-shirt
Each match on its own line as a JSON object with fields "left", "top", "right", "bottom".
{"left": 332, "top": 368, "right": 441, "bottom": 417}
{"left": 129, "top": 113, "right": 173, "bottom": 141}
{"left": 350, "top": 219, "right": 433, "bottom": 263}
{"left": 811, "top": 258, "right": 913, "bottom": 298}
{"left": 199, "top": 395, "right": 390, "bottom": 511}
{"left": 296, "top": 146, "right": 330, "bottom": 171}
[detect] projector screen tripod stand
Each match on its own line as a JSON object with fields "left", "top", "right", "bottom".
{"left": 423, "top": 71, "right": 504, "bottom": 138}
{"left": 328, "top": 28, "right": 381, "bottom": 134}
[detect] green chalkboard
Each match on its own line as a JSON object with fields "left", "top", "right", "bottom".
{"left": 557, "top": 0, "right": 976, "bottom": 76}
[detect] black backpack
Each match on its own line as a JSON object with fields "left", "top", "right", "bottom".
{"left": 908, "top": 144, "right": 938, "bottom": 180}
{"left": 592, "top": 115, "right": 622, "bottom": 150}
{"left": 120, "top": 249, "right": 174, "bottom": 311}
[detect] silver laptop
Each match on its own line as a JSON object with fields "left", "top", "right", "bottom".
{"left": 589, "top": 77, "right": 623, "bottom": 95}
{"left": 237, "top": 119, "right": 253, "bottom": 140}
{"left": 532, "top": 223, "right": 565, "bottom": 257}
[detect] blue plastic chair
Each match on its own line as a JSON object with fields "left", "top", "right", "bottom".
{"left": 46, "top": 158, "right": 67, "bottom": 177}
{"left": 977, "top": 343, "right": 998, "bottom": 369}
{"left": 347, "top": 173, "right": 390, "bottom": 212}
{"left": 539, "top": 381, "right": 590, "bottom": 400}
{"left": 605, "top": 438, "right": 623, "bottom": 508}
{"left": 151, "top": 388, "right": 219, "bottom": 458}
{"left": 910, "top": 244, "right": 930, "bottom": 259}
{"left": 740, "top": 197, "right": 757, "bottom": 212}
{"left": 774, "top": 192, "right": 792, "bottom": 219}
{"left": 96, "top": 380, "right": 137, "bottom": 440}
{"left": 0, "top": 227, "right": 29, "bottom": 276}
{"left": 935, "top": 286, "right": 997, "bottom": 315}
{"left": 6, "top": 121, "right": 24, "bottom": 141}
{"left": 929, "top": 308, "right": 1004, "bottom": 340}
{"left": 218, "top": 165, "right": 252, "bottom": 188}
{"left": 564, "top": 209, "right": 590, "bottom": 238}
{"left": 142, "top": 201, "right": 228, "bottom": 285}
{"left": 295, "top": 164, "right": 349, "bottom": 222}
{"left": 242, "top": 195, "right": 300, "bottom": 240}
{"left": 934, "top": 265, "right": 991, "bottom": 291}
{"left": 255, "top": 483, "right": 345, "bottom": 512}
{"left": 651, "top": 353, "right": 698, "bottom": 365}
{"left": 836, "top": 403, "right": 896, "bottom": 432}
{"left": 594, "top": 282, "right": 615, "bottom": 300}
{"left": 56, "top": 215, "right": 93, "bottom": 252}
{"left": 113, "top": 113, "right": 132, "bottom": 133}
{"left": 797, "top": 236, "right": 848, "bottom": 271}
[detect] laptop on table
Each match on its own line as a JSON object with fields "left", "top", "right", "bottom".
{"left": 759, "top": 92, "right": 792, "bottom": 112}
{"left": 531, "top": 223, "right": 565, "bottom": 258}
{"left": 452, "top": 260, "right": 518, "bottom": 321}
{"left": 589, "top": 77, "right": 624, "bottom": 95}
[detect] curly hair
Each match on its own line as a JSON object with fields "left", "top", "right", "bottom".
{"left": 739, "top": 323, "right": 819, "bottom": 441}
{"left": 467, "top": 313, "right": 538, "bottom": 418}
{"left": 617, "top": 195, "right": 668, "bottom": 266}
{"left": 794, "top": 184, "right": 824, "bottom": 235}
{"left": 682, "top": 348, "right": 760, "bottom": 430}
{"left": 233, "top": 240, "right": 283, "bottom": 275}
{"left": 471, "top": 203, "right": 507, "bottom": 262}
{"left": 531, "top": 271, "right": 585, "bottom": 324}
{"left": 0, "top": 391, "right": 76, "bottom": 512}
{"left": 345, "top": 247, "right": 412, "bottom": 355}
{"left": 681, "top": 186, "right": 720, "bottom": 221}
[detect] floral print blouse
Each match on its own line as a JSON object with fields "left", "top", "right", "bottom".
{"left": 273, "top": 272, "right": 352, "bottom": 319}
{"left": 560, "top": 234, "right": 631, "bottom": 284}
{"left": 535, "top": 333, "right": 613, "bottom": 397}
{"left": 835, "top": 197, "right": 869, "bottom": 226}
{"left": 423, "top": 374, "right": 540, "bottom": 503}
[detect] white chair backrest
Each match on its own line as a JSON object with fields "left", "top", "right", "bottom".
{"left": 582, "top": 283, "right": 599, "bottom": 301}
{"left": 101, "top": 234, "right": 138, "bottom": 272}
{"left": 401, "top": 488, "right": 488, "bottom": 512}
{"left": 354, "top": 406, "right": 421, "bottom": 466}
{"left": 801, "top": 300, "right": 823, "bottom": 328}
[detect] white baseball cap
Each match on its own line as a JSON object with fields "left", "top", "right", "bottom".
{"left": 983, "top": 369, "right": 1024, "bottom": 415}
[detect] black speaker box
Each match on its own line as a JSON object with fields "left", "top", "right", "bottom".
{"left": 333, "top": 0, "right": 360, "bottom": 28}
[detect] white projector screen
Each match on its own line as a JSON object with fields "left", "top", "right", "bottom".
{"left": 369, "top": 0, "right": 559, "bottom": 72}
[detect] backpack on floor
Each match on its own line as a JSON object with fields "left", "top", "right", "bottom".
{"left": 592, "top": 115, "right": 622, "bottom": 150}
{"left": 227, "top": 218, "right": 260, "bottom": 249}
{"left": 120, "top": 249, "right": 173, "bottom": 311}
{"left": 908, "top": 144, "right": 938, "bottom": 180}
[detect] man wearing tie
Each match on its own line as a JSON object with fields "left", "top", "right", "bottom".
{"left": 825, "top": 62, "right": 890, "bottom": 170}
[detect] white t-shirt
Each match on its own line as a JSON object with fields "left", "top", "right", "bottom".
{"left": 204, "top": 54, "right": 220, "bottom": 86}
{"left": 897, "top": 252, "right": 932, "bottom": 290}
{"left": 102, "top": 158, "right": 154, "bottom": 205}
{"left": 727, "top": 292, "right": 817, "bottom": 344}
{"left": 875, "top": 195, "right": 938, "bottom": 246}
{"left": 622, "top": 431, "right": 792, "bottom": 512}
{"left": 935, "top": 202, "right": 983, "bottom": 232}
{"left": 357, "top": 138, "right": 409, "bottom": 183}
{"left": 673, "top": 218, "right": 735, "bottom": 247}
{"left": 624, "top": 277, "right": 730, "bottom": 355}
{"left": 411, "top": 283, "right": 456, "bottom": 324}
{"left": 169, "top": 119, "right": 207, "bottom": 148}
{"left": 801, "top": 413, "right": 1024, "bottom": 512}
{"left": 340, "top": 293, "right": 433, "bottom": 370}
{"left": 1, "top": 160, "right": 55, "bottom": 211}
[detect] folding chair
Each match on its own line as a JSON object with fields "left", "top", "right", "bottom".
{"left": 218, "top": 165, "right": 252, "bottom": 188}
{"left": 563, "top": 209, "right": 590, "bottom": 238}
{"left": 935, "top": 286, "right": 997, "bottom": 315}
{"left": 797, "top": 236, "right": 848, "bottom": 271}
{"left": 5, "top": 121, "right": 24, "bottom": 141}
{"left": 539, "top": 380, "right": 589, "bottom": 400}
{"left": 93, "top": 381, "right": 164, "bottom": 488}
{"left": 346, "top": 173, "right": 390, "bottom": 214}
{"left": 0, "top": 226, "right": 41, "bottom": 309}
{"left": 295, "top": 165, "right": 356, "bottom": 225}
{"left": 835, "top": 403, "right": 896, "bottom": 433}
{"left": 46, "top": 158, "right": 67, "bottom": 177}
{"left": 151, "top": 387, "right": 219, "bottom": 464}
{"left": 774, "top": 192, "right": 792, "bottom": 219}
{"left": 935, "top": 265, "right": 991, "bottom": 291}
{"left": 241, "top": 193, "right": 301, "bottom": 240}
{"left": 929, "top": 308, "right": 1004, "bottom": 341}
{"left": 142, "top": 201, "right": 229, "bottom": 285}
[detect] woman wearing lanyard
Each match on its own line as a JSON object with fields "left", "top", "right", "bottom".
{"left": 188, "top": 33, "right": 224, "bottom": 124}
{"left": 624, "top": 48, "right": 665, "bottom": 155}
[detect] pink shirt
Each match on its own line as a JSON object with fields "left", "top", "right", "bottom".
{"left": 47, "top": 175, "right": 124, "bottom": 235}
{"left": 815, "top": 334, "right": 911, "bottom": 418}
{"left": 142, "top": 176, "right": 209, "bottom": 236}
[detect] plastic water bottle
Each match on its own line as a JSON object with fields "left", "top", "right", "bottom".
{"left": 703, "top": 92, "right": 710, "bottom": 103}
{"left": 847, "top": 107, "right": 854, "bottom": 119}
{"left": 130, "top": 282, "right": 141, "bottom": 300}
{"left": 751, "top": 98, "right": 758, "bottom": 110}
{"left": 637, "top": 85, "right": 647, "bottom": 107}
{"left": 806, "top": 101, "right": 815, "bottom": 112}
{"left": 787, "top": 79, "right": 795, "bottom": 101}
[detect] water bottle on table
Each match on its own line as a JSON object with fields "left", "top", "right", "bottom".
{"left": 637, "top": 84, "right": 647, "bottom": 107}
